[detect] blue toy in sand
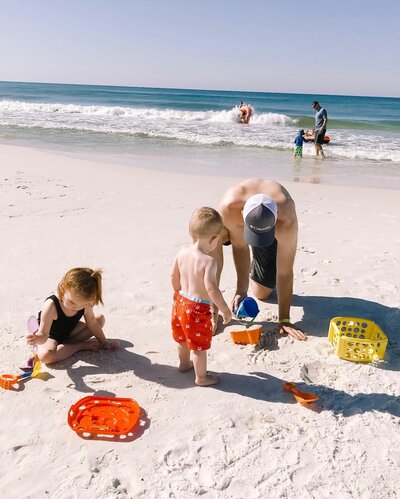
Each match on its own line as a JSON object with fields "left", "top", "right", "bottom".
{"left": 234, "top": 297, "right": 259, "bottom": 319}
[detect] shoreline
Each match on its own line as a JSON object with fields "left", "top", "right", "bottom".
{"left": 2, "top": 138, "right": 400, "bottom": 191}
{"left": 1, "top": 143, "right": 400, "bottom": 498}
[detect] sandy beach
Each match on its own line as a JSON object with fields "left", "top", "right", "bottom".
{"left": 1, "top": 144, "right": 400, "bottom": 499}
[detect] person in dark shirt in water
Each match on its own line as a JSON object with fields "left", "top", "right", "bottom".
{"left": 311, "top": 101, "right": 328, "bottom": 157}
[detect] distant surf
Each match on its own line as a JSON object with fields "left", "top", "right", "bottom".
{"left": 1, "top": 81, "right": 400, "bottom": 163}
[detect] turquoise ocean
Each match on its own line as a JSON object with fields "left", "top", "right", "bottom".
{"left": 1, "top": 81, "right": 400, "bottom": 188}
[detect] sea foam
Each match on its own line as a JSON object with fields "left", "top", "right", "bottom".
{"left": 0, "top": 99, "right": 399, "bottom": 163}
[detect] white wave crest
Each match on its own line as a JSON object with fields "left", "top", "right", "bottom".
{"left": 251, "top": 112, "right": 296, "bottom": 125}
{"left": 1, "top": 99, "right": 399, "bottom": 163}
{"left": 0, "top": 100, "right": 293, "bottom": 125}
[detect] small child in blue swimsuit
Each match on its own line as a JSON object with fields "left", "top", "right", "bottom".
{"left": 26, "top": 267, "right": 119, "bottom": 364}
{"left": 293, "top": 129, "right": 309, "bottom": 157}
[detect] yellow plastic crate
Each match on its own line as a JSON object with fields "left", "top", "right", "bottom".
{"left": 328, "top": 317, "right": 388, "bottom": 362}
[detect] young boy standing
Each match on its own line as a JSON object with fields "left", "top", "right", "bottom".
{"left": 293, "top": 129, "right": 309, "bottom": 157}
{"left": 171, "top": 207, "right": 232, "bottom": 386}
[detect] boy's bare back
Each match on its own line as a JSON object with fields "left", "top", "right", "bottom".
{"left": 175, "top": 246, "right": 217, "bottom": 302}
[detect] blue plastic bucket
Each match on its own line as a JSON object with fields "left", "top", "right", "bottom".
{"left": 235, "top": 297, "right": 259, "bottom": 319}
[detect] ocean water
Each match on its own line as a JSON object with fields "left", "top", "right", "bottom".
{"left": 1, "top": 81, "right": 400, "bottom": 187}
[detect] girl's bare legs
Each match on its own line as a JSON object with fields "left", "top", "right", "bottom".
{"left": 193, "top": 350, "right": 219, "bottom": 386}
{"left": 177, "top": 342, "right": 192, "bottom": 372}
{"left": 68, "top": 314, "right": 105, "bottom": 342}
{"left": 37, "top": 315, "right": 105, "bottom": 364}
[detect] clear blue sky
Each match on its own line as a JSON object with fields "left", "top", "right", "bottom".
{"left": 0, "top": 0, "right": 399, "bottom": 97}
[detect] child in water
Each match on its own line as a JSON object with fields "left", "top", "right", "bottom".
{"left": 293, "top": 129, "right": 309, "bottom": 157}
{"left": 26, "top": 267, "right": 119, "bottom": 364}
{"left": 171, "top": 207, "right": 232, "bottom": 386}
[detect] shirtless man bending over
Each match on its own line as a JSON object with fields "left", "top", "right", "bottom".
{"left": 215, "top": 178, "right": 307, "bottom": 340}
{"left": 239, "top": 102, "right": 252, "bottom": 124}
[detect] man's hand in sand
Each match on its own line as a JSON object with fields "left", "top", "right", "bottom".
{"left": 232, "top": 293, "right": 247, "bottom": 314}
{"left": 278, "top": 322, "right": 307, "bottom": 341}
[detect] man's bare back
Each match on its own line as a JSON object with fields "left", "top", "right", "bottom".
{"left": 219, "top": 179, "right": 296, "bottom": 235}
{"left": 239, "top": 104, "right": 252, "bottom": 124}
{"left": 216, "top": 178, "right": 307, "bottom": 341}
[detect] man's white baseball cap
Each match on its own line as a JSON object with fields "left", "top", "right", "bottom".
{"left": 243, "top": 193, "right": 277, "bottom": 247}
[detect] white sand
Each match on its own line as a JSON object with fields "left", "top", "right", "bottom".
{"left": 1, "top": 144, "right": 400, "bottom": 499}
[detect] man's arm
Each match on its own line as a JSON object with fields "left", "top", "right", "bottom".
{"left": 276, "top": 240, "right": 295, "bottom": 322}
{"left": 223, "top": 217, "right": 252, "bottom": 310}
{"left": 232, "top": 243, "right": 251, "bottom": 309}
{"left": 210, "top": 243, "right": 223, "bottom": 285}
{"left": 276, "top": 213, "right": 307, "bottom": 340}
{"left": 322, "top": 110, "right": 328, "bottom": 129}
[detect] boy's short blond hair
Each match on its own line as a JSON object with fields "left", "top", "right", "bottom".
{"left": 189, "top": 207, "right": 223, "bottom": 240}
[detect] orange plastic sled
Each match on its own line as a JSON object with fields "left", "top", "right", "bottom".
{"left": 68, "top": 396, "right": 140, "bottom": 436}
{"left": 283, "top": 382, "right": 319, "bottom": 404}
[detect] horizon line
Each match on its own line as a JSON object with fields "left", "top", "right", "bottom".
{"left": 0, "top": 79, "right": 399, "bottom": 100}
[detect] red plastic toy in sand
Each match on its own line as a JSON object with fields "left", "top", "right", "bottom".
{"left": 68, "top": 396, "right": 140, "bottom": 437}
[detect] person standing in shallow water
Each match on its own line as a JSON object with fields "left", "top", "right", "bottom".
{"left": 311, "top": 101, "right": 328, "bottom": 158}
{"left": 293, "top": 129, "right": 310, "bottom": 157}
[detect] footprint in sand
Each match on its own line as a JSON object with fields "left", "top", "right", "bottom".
{"left": 301, "top": 268, "right": 318, "bottom": 280}
{"left": 258, "top": 330, "right": 279, "bottom": 350}
{"left": 138, "top": 304, "right": 157, "bottom": 314}
{"left": 10, "top": 444, "right": 29, "bottom": 453}
{"left": 298, "top": 246, "right": 316, "bottom": 254}
{"left": 8, "top": 443, "right": 33, "bottom": 465}
{"left": 265, "top": 310, "right": 278, "bottom": 322}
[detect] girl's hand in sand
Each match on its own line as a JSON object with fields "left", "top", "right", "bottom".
{"left": 102, "top": 339, "right": 120, "bottom": 350}
{"left": 278, "top": 322, "right": 307, "bottom": 341}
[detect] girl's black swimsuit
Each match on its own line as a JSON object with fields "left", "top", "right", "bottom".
{"left": 38, "top": 295, "right": 85, "bottom": 343}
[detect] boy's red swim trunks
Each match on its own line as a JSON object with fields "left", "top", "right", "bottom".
{"left": 171, "top": 294, "right": 213, "bottom": 351}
